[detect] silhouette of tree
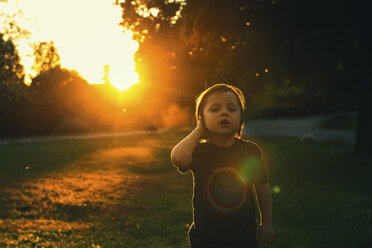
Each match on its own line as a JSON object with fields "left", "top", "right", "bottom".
{"left": 27, "top": 66, "right": 93, "bottom": 134}
{"left": 349, "top": 1, "right": 372, "bottom": 157}
{"left": 0, "top": 9, "right": 31, "bottom": 41}
{"left": 102, "top": 64, "right": 110, "bottom": 84}
{"left": 118, "top": 0, "right": 265, "bottom": 113}
{"left": 31, "top": 41, "right": 61, "bottom": 75}
{"left": 0, "top": 33, "right": 28, "bottom": 136}
{"left": 118, "top": 0, "right": 361, "bottom": 117}
{"left": 27, "top": 66, "right": 127, "bottom": 134}
{"left": 0, "top": 33, "right": 25, "bottom": 103}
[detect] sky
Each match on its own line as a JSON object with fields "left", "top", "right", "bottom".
{"left": 0, "top": 0, "right": 139, "bottom": 91}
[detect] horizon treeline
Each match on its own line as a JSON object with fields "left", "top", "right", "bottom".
{"left": 0, "top": 0, "right": 364, "bottom": 137}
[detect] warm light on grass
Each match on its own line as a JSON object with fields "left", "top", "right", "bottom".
{"left": 0, "top": 133, "right": 370, "bottom": 246}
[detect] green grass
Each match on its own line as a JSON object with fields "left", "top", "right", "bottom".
{"left": 0, "top": 130, "right": 371, "bottom": 247}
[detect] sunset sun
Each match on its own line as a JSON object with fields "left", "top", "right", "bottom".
{"left": 1, "top": 0, "right": 139, "bottom": 91}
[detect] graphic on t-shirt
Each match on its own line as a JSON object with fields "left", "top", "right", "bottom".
{"left": 207, "top": 167, "right": 247, "bottom": 213}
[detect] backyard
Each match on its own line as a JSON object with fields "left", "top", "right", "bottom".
{"left": 0, "top": 129, "right": 371, "bottom": 247}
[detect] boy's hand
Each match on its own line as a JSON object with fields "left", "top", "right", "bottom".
{"left": 257, "top": 223, "right": 275, "bottom": 245}
{"left": 195, "top": 120, "right": 209, "bottom": 139}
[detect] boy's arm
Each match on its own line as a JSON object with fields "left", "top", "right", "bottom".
{"left": 170, "top": 121, "right": 206, "bottom": 171}
{"left": 255, "top": 183, "right": 275, "bottom": 244}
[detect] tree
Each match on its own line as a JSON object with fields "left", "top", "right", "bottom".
{"left": 31, "top": 41, "right": 61, "bottom": 75}
{"left": 27, "top": 66, "right": 91, "bottom": 134}
{"left": 0, "top": 33, "right": 27, "bottom": 136}
{"left": 0, "top": 9, "right": 31, "bottom": 42}
{"left": 0, "top": 33, "right": 24, "bottom": 85}
{"left": 349, "top": 1, "right": 372, "bottom": 156}
{"left": 117, "top": 0, "right": 274, "bottom": 113}
{"left": 118, "top": 0, "right": 360, "bottom": 117}
{"left": 0, "top": 33, "right": 25, "bottom": 104}
{"left": 27, "top": 66, "right": 125, "bottom": 134}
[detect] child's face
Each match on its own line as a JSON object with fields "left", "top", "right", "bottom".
{"left": 202, "top": 91, "right": 242, "bottom": 137}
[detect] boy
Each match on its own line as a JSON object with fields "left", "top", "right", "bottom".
{"left": 171, "top": 84, "right": 274, "bottom": 247}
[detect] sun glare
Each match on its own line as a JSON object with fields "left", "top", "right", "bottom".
{"left": 1, "top": 0, "right": 139, "bottom": 91}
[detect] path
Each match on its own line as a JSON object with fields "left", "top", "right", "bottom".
{"left": 0, "top": 114, "right": 357, "bottom": 145}
{"left": 243, "top": 115, "right": 356, "bottom": 144}
{"left": 0, "top": 129, "right": 160, "bottom": 145}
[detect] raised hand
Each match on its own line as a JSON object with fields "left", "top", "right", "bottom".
{"left": 195, "top": 119, "right": 209, "bottom": 139}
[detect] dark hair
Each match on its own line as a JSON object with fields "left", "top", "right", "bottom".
{"left": 195, "top": 83, "right": 247, "bottom": 137}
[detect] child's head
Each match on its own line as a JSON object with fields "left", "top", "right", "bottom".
{"left": 195, "top": 83, "right": 246, "bottom": 138}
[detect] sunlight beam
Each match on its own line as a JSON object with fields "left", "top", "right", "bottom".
{"left": 1, "top": 0, "right": 139, "bottom": 91}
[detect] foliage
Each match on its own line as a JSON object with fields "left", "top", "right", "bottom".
{"left": 0, "top": 33, "right": 28, "bottom": 135}
{"left": 24, "top": 66, "right": 158, "bottom": 136}
{"left": 0, "top": 33, "right": 24, "bottom": 90}
{"left": 0, "top": 0, "right": 368, "bottom": 137}
{"left": 117, "top": 0, "right": 361, "bottom": 117}
{"left": 31, "top": 41, "right": 61, "bottom": 75}
{"left": 25, "top": 66, "right": 118, "bottom": 135}
{"left": 0, "top": 10, "right": 31, "bottom": 41}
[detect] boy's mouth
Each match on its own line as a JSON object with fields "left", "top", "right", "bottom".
{"left": 219, "top": 119, "right": 230, "bottom": 125}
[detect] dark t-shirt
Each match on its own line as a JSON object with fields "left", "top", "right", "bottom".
{"left": 176, "top": 138, "right": 268, "bottom": 248}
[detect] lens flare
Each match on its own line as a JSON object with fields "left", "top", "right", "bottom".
{"left": 239, "top": 157, "right": 262, "bottom": 183}
{"left": 207, "top": 167, "right": 247, "bottom": 213}
{"left": 272, "top": 186, "right": 281, "bottom": 194}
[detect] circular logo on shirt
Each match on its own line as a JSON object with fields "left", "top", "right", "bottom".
{"left": 206, "top": 167, "right": 246, "bottom": 213}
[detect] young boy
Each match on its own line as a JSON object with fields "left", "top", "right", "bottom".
{"left": 171, "top": 84, "right": 274, "bottom": 248}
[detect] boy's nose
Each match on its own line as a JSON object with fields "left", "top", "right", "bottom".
{"left": 221, "top": 111, "right": 228, "bottom": 116}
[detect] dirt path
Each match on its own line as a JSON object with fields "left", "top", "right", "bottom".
{"left": 243, "top": 115, "right": 356, "bottom": 144}
{"left": 0, "top": 129, "right": 161, "bottom": 145}
{"left": 0, "top": 114, "right": 357, "bottom": 145}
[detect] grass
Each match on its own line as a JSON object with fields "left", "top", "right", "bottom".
{"left": 0, "top": 129, "right": 371, "bottom": 247}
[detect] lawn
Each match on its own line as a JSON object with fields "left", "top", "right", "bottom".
{"left": 0, "top": 129, "right": 371, "bottom": 247}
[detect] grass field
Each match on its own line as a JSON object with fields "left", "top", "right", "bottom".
{"left": 0, "top": 129, "right": 371, "bottom": 248}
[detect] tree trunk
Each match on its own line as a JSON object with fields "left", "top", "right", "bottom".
{"left": 355, "top": 80, "right": 372, "bottom": 156}
{"left": 352, "top": 1, "right": 372, "bottom": 157}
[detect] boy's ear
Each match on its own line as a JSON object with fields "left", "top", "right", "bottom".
{"left": 198, "top": 114, "right": 205, "bottom": 126}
